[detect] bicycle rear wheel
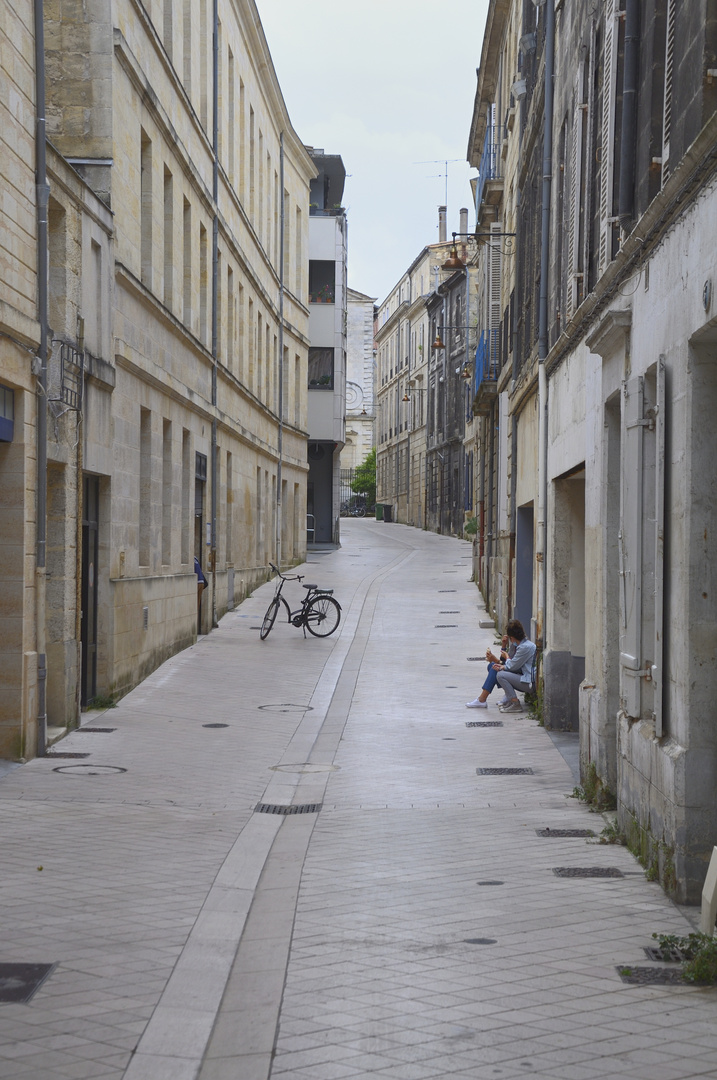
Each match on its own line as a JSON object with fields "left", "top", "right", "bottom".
{"left": 260, "top": 597, "right": 280, "bottom": 640}
{"left": 305, "top": 595, "right": 341, "bottom": 637}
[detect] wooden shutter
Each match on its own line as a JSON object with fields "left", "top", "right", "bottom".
{"left": 567, "top": 63, "right": 585, "bottom": 319}
{"left": 661, "top": 0, "right": 676, "bottom": 186}
{"left": 620, "top": 375, "right": 644, "bottom": 719}
{"left": 598, "top": 0, "right": 618, "bottom": 275}
{"left": 652, "top": 356, "right": 666, "bottom": 735}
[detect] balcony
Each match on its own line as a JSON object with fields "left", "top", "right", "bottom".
{"left": 475, "top": 123, "right": 506, "bottom": 214}
{"left": 472, "top": 329, "right": 501, "bottom": 416}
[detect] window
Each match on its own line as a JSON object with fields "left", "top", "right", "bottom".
{"left": 0, "top": 384, "right": 14, "bottom": 441}
{"left": 140, "top": 130, "right": 152, "bottom": 287}
{"left": 308, "top": 347, "right": 334, "bottom": 389}
{"left": 309, "top": 260, "right": 335, "bottom": 304}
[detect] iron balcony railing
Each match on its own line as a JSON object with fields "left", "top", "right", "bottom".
{"left": 475, "top": 123, "right": 506, "bottom": 211}
{"left": 474, "top": 328, "right": 501, "bottom": 394}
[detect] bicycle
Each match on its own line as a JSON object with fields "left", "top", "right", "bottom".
{"left": 260, "top": 563, "right": 342, "bottom": 640}
{"left": 340, "top": 499, "right": 366, "bottom": 518}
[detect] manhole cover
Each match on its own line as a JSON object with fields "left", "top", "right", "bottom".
{"left": 467, "top": 721, "right": 503, "bottom": 727}
{"left": 203, "top": 723, "right": 229, "bottom": 728}
{"left": 258, "top": 704, "right": 313, "bottom": 714}
{"left": 0, "top": 963, "right": 55, "bottom": 1003}
{"left": 464, "top": 938, "right": 497, "bottom": 945}
{"left": 553, "top": 866, "right": 624, "bottom": 878}
{"left": 477, "top": 767, "right": 533, "bottom": 775}
{"left": 254, "top": 803, "right": 322, "bottom": 815}
{"left": 477, "top": 880, "right": 504, "bottom": 886}
{"left": 52, "top": 764, "right": 127, "bottom": 777}
{"left": 536, "top": 828, "right": 595, "bottom": 837}
{"left": 617, "top": 966, "right": 685, "bottom": 985}
{"left": 78, "top": 728, "right": 116, "bottom": 734}
{"left": 45, "top": 752, "right": 90, "bottom": 759}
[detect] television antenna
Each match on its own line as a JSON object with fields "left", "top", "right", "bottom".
{"left": 413, "top": 158, "right": 464, "bottom": 206}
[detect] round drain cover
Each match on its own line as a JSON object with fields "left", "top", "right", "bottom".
{"left": 53, "top": 764, "right": 126, "bottom": 777}
{"left": 477, "top": 880, "right": 504, "bottom": 886}
{"left": 464, "top": 938, "right": 497, "bottom": 945}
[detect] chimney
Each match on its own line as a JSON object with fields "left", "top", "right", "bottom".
{"left": 459, "top": 207, "right": 469, "bottom": 236}
{"left": 438, "top": 205, "right": 447, "bottom": 243}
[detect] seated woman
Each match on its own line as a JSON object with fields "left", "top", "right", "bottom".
{"left": 466, "top": 635, "right": 513, "bottom": 708}
{"left": 494, "top": 619, "right": 536, "bottom": 714}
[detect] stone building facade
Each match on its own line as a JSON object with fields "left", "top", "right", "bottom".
{"left": 341, "top": 287, "right": 376, "bottom": 474}
{"left": 375, "top": 225, "right": 462, "bottom": 528}
{"left": 306, "top": 151, "right": 348, "bottom": 545}
{"left": 0, "top": 0, "right": 315, "bottom": 759}
{"left": 467, "top": 0, "right": 717, "bottom": 902}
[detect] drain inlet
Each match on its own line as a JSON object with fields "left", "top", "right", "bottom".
{"left": 254, "top": 803, "right": 322, "bottom": 815}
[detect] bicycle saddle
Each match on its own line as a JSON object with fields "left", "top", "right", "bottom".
{"left": 302, "top": 583, "right": 317, "bottom": 590}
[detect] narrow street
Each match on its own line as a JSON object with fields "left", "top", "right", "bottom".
{"left": 0, "top": 520, "right": 715, "bottom": 1080}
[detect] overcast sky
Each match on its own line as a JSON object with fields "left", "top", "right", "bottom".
{"left": 257, "top": 0, "right": 489, "bottom": 304}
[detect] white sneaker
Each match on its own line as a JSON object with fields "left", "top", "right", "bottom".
{"left": 466, "top": 699, "right": 488, "bottom": 709}
{"left": 497, "top": 697, "right": 510, "bottom": 706}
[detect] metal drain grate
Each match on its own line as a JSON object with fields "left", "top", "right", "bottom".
{"left": 477, "top": 880, "right": 504, "bottom": 886}
{"left": 78, "top": 728, "right": 116, "bottom": 734}
{"left": 0, "top": 963, "right": 55, "bottom": 1003}
{"left": 617, "top": 966, "right": 685, "bottom": 985}
{"left": 438, "top": 590, "right": 457, "bottom": 593}
{"left": 464, "top": 938, "right": 497, "bottom": 945}
{"left": 466, "top": 657, "right": 481, "bottom": 661}
{"left": 553, "top": 866, "right": 624, "bottom": 878}
{"left": 203, "top": 723, "right": 229, "bottom": 728}
{"left": 477, "top": 767, "right": 533, "bottom": 775}
{"left": 467, "top": 721, "right": 503, "bottom": 728}
{"left": 45, "top": 752, "right": 90, "bottom": 759}
{"left": 254, "top": 802, "right": 322, "bottom": 815}
{"left": 435, "top": 624, "right": 457, "bottom": 628}
{"left": 536, "top": 828, "right": 595, "bottom": 838}
{"left": 439, "top": 610, "right": 460, "bottom": 614}
{"left": 644, "top": 946, "right": 685, "bottom": 963}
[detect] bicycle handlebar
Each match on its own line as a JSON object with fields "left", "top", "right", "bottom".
{"left": 269, "top": 562, "right": 304, "bottom": 582}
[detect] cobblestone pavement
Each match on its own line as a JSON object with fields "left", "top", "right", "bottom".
{"left": 0, "top": 521, "right": 715, "bottom": 1080}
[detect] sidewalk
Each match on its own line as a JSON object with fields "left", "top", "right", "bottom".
{"left": 0, "top": 520, "right": 715, "bottom": 1080}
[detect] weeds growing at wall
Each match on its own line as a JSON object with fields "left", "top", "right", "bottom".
{"left": 652, "top": 932, "right": 717, "bottom": 984}
{"left": 570, "top": 762, "right": 617, "bottom": 811}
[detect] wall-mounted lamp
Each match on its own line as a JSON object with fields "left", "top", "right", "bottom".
{"left": 402, "top": 387, "right": 428, "bottom": 402}
{"left": 440, "top": 232, "right": 476, "bottom": 271}
{"left": 431, "top": 325, "right": 476, "bottom": 350}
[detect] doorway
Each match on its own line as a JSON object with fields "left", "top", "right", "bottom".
{"left": 515, "top": 504, "right": 534, "bottom": 635}
{"left": 81, "top": 475, "right": 99, "bottom": 706}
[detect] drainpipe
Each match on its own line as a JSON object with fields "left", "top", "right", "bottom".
{"left": 34, "top": 0, "right": 50, "bottom": 757}
{"left": 536, "top": 0, "right": 555, "bottom": 649}
{"left": 275, "top": 132, "right": 285, "bottom": 566}
{"left": 210, "top": 0, "right": 218, "bottom": 626}
{"left": 618, "top": 0, "right": 639, "bottom": 229}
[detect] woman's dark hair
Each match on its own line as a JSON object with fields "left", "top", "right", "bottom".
{"left": 506, "top": 619, "right": 526, "bottom": 641}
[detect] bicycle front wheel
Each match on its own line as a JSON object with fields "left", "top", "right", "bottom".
{"left": 305, "top": 595, "right": 341, "bottom": 637}
{"left": 260, "top": 597, "right": 280, "bottom": 640}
